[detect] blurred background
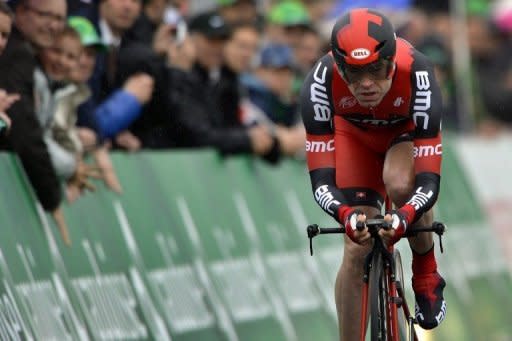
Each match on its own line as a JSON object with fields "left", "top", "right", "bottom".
{"left": 0, "top": 0, "right": 511, "bottom": 340}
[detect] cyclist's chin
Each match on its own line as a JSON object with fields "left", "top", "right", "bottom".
{"left": 356, "top": 96, "right": 383, "bottom": 108}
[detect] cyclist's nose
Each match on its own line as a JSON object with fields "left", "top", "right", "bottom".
{"left": 359, "top": 75, "right": 375, "bottom": 88}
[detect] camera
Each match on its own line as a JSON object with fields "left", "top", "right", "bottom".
{"left": 163, "top": 7, "right": 187, "bottom": 45}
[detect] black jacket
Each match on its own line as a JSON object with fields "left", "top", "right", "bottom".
{"left": 167, "top": 63, "right": 253, "bottom": 154}
{"left": 0, "top": 29, "right": 61, "bottom": 211}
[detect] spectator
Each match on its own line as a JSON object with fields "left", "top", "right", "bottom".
{"left": 68, "top": 0, "right": 98, "bottom": 20}
{"left": 125, "top": 0, "right": 189, "bottom": 57}
{"left": 416, "top": 35, "right": 457, "bottom": 130}
{"left": 463, "top": 2, "right": 512, "bottom": 136}
{"left": 291, "top": 24, "right": 325, "bottom": 98}
{"left": 54, "top": 16, "right": 107, "bottom": 155}
{"left": 0, "top": 0, "right": 67, "bottom": 224}
{"left": 77, "top": 0, "right": 154, "bottom": 151}
{"left": 35, "top": 26, "right": 83, "bottom": 181}
{"left": 217, "top": 23, "right": 261, "bottom": 127}
{"left": 217, "top": 0, "right": 262, "bottom": 27}
{"left": 167, "top": 11, "right": 274, "bottom": 158}
{"left": 0, "top": 2, "right": 18, "bottom": 140}
{"left": 243, "top": 44, "right": 298, "bottom": 126}
{"left": 0, "top": 2, "right": 12, "bottom": 56}
{"left": 266, "top": 1, "right": 311, "bottom": 47}
{"left": 54, "top": 16, "right": 123, "bottom": 198}
{"left": 242, "top": 43, "right": 305, "bottom": 157}
{"left": 301, "top": 0, "right": 335, "bottom": 22}
{"left": 293, "top": 25, "right": 324, "bottom": 78}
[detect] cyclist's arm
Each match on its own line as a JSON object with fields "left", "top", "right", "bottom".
{"left": 400, "top": 50, "right": 443, "bottom": 224}
{"left": 300, "top": 55, "right": 352, "bottom": 223}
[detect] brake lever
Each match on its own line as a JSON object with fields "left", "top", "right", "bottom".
{"left": 307, "top": 224, "right": 319, "bottom": 256}
{"left": 433, "top": 222, "right": 446, "bottom": 254}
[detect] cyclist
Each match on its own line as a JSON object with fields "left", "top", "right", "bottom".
{"left": 300, "top": 8, "right": 446, "bottom": 339}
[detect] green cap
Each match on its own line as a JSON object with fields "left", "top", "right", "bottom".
{"left": 467, "top": 0, "right": 489, "bottom": 15}
{"left": 269, "top": 1, "right": 310, "bottom": 26}
{"left": 68, "top": 16, "right": 106, "bottom": 51}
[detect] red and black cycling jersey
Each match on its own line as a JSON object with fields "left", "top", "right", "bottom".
{"left": 300, "top": 38, "right": 442, "bottom": 224}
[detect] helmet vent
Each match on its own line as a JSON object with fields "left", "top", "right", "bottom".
{"left": 375, "top": 41, "right": 386, "bottom": 53}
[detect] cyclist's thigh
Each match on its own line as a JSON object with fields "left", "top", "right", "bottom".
{"left": 383, "top": 138, "right": 415, "bottom": 184}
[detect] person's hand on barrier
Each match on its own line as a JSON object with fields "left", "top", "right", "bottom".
{"left": 52, "top": 206, "right": 71, "bottom": 246}
{"left": 123, "top": 73, "right": 154, "bottom": 105}
{"left": 275, "top": 125, "right": 306, "bottom": 156}
{"left": 115, "top": 130, "right": 141, "bottom": 152}
{"left": 248, "top": 125, "right": 274, "bottom": 156}
{"left": 343, "top": 209, "right": 371, "bottom": 244}
{"left": 65, "top": 182, "right": 82, "bottom": 203}
{"left": 77, "top": 128, "right": 98, "bottom": 152}
{"left": 93, "top": 144, "right": 123, "bottom": 193}
{"left": 0, "top": 89, "right": 19, "bottom": 112}
{"left": 68, "top": 159, "right": 102, "bottom": 193}
{"left": 381, "top": 210, "right": 408, "bottom": 246}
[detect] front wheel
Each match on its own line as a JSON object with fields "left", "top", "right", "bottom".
{"left": 394, "top": 249, "right": 408, "bottom": 340}
{"left": 369, "top": 251, "right": 389, "bottom": 340}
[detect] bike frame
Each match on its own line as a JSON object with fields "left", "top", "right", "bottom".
{"left": 307, "top": 219, "right": 445, "bottom": 341}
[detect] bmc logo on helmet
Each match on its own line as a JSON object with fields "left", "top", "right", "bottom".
{"left": 351, "top": 48, "right": 370, "bottom": 60}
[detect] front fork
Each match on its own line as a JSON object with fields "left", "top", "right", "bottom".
{"left": 359, "top": 243, "right": 400, "bottom": 341}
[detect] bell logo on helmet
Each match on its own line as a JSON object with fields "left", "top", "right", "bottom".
{"left": 350, "top": 48, "right": 371, "bottom": 60}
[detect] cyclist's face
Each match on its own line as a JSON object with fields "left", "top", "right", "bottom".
{"left": 344, "top": 60, "right": 393, "bottom": 108}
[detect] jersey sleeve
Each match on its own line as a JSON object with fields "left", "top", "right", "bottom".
{"left": 401, "top": 50, "right": 443, "bottom": 224}
{"left": 300, "top": 54, "right": 352, "bottom": 222}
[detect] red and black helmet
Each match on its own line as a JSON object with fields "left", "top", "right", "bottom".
{"left": 331, "top": 8, "right": 396, "bottom": 79}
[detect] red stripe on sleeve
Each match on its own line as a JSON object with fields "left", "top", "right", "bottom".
{"left": 413, "top": 134, "right": 442, "bottom": 174}
{"left": 306, "top": 133, "right": 336, "bottom": 171}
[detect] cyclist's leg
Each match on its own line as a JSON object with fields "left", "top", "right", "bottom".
{"left": 333, "top": 119, "right": 388, "bottom": 340}
{"left": 383, "top": 140, "right": 446, "bottom": 330}
{"left": 382, "top": 140, "right": 433, "bottom": 252}
{"left": 335, "top": 205, "right": 378, "bottom": 341}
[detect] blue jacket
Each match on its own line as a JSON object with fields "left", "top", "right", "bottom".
{"left": 77, "top": 90, "right": 142, "bottom": 141}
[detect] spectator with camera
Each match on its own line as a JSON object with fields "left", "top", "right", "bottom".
{"left": 169, "top": 11, "right": 275, "bottom": 158}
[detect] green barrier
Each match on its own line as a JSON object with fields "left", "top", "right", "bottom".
{"left": 147, "top": 151, "right": 289, "bottom": 341}
{"left": 224, "top": 157, "right": 338, "bottom": 341}
{"left": 433, "top": 142, "right": 512, "bottom": 340}
{"left": 112, "top": 153, "right": 225, "bottom": 341}
{"left": 0, "top": 153, "right": 87, "bottom": 340}
{"left": 54, "top": 191, "right": 169, "bottom": 340}
{"left": 253, "top": 158, "right": 342, "bottom": 319}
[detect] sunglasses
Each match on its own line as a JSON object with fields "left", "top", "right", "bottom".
{"left": 341, "top": 59, "right": 394, "bottom": 84}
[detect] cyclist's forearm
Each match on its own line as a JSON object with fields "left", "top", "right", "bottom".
{"left": 309, "top": 168, "right": 351, "bottom": 222}
{"left": 400, "top": 172, "right": 440, "bottom": 224}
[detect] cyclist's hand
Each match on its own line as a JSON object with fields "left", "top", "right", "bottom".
{"left": 381, "top": 210, "right": 408, "bottom": 246}
{"left": 344, "top": 210, "right": 371, "bottom": 245}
